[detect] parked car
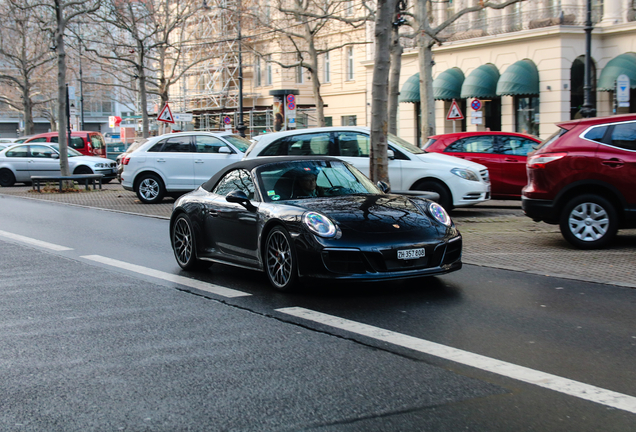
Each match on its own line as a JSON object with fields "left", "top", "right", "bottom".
{"left": 0, "top": 138, "right": 21, "bottom": 144}
{"left": 25, "top": 131, "right": 108, "bottom": 158}
{"left": 121, "top": 131, "right": 251, "bottom": 203}
{"left": 115, "top": 139, "right": 148, "bottom": 182}
{"left": 170, "top": 156, "right": 462, "bottom": 291}
{"left": 0, "top": 143, "right": 117, "bottom": 187}
{"left": 0, "top": 143, "right": 11, "bottom": 151}
{"left": 243, "top": 126, "right": 491, "bottom": 210}
{"left": 522, "top": 113, "right": 636, "bottom": 249}
{"left": 422, "top": 131, "right": 541, "bottom": 199}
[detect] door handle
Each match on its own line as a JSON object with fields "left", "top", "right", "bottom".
{"left": 156, "top": 159, "right": 166, "bottom": 163}
{"left": 208, "top": 209, "right": 218, "bottom": 217}
{"left": 602, "top": 158, "right": 624, "bottom": 167}
{"left": 195, "top": 160, "right": 204, "bottom": 163}
{"left": 504, "top": 158, "right": 518, "bottom": 162}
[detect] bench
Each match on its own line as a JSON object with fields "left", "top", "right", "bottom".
{"left": 31, "top": 174, "right": 104, "bottom": 193}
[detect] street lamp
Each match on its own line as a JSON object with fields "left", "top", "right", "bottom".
{"left": 236, "top": 0, "right": 246, "bottom": 137}
{"left": 580, "top": 0, "right": 595, "bottom": 118}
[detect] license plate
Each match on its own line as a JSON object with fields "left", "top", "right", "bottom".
{"left": 397, "top": 248, "right": 426, "bottom": 260}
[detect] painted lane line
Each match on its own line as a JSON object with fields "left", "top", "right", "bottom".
{"left": 0, "top": 229, "right": 72, "bottom": 251}
{"left": 277, "top": 306, "right": 636, "bottom": 415}
{"left": 82, "top": 255, "right": 251, "bottom": 298}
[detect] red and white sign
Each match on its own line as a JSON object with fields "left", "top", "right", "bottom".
{"left": 157, "top": 103, "right": 175, "bottom": 124}
{"left": 446, "top": 99, "right": 464, "bottom": 121}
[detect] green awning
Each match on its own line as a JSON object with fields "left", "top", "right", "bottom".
{"left": 433, "top": 68, "right": 465, "bottom": 100}
{"left": 598, "top": 52, "right": 636, "bottom": 91}
{"left": 398, "top": 73, "right": 421, "bottom": 103}
{"left": 496, "top": 59, "right": 540, "bottom": 96}
{"left": 461, "top": 64, "right": 500, "bottom": 99}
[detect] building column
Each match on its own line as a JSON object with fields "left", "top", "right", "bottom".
{"left": 599, "top": 0, "right": 622, "bottom": 26}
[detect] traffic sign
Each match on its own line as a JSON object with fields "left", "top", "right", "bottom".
{"left": 223, "top": 116, "right": 232, "bottom": 125}
{"left": 287, "top": 102, "right": 296, "bottom": 110}
{"left": 617, "top": 74, "right": 630, "bottom": 107}
{"left": 446, "top": 99, "right": 464, "bottom": 120}
{"left": 157, "top": 103, "right": 175, "bottom": 123}
{"left": 471, "top": 99, "right": 482, "bottom": 111}
{"left": 286, "top": 94, "right": 295, "bottom": 104}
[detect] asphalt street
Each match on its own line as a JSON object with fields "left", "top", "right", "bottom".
{"left": 0, "top": 192, "right": 635, "bottom": 430}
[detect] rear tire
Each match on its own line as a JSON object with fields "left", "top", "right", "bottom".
{"left": 0, "top": 168, "right": 16, "bottom": 187}
{"left": 136, "top": 173, "right": 165, "bottom": 204}
{"left": 413, "top": 180, "right": 453, "bottom": 210}
{"left": 559, "top": 194, "right": 617, "bottom": 249}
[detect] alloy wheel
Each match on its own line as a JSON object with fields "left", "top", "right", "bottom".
{"left": 139, "top": 178, "right": 160, "bottom": 201}
{"left": 267, "top": 230, "right": 293, "bottom": 289}
{"left": 568, "top": 202, "right": 609, "bottom": 242}
{"left": 173, "top": 217, "right": 193, "bottom": 267}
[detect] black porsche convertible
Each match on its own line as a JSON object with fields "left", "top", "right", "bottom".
{"left": 169, "top": 156, "right": 462, "bottom": 291}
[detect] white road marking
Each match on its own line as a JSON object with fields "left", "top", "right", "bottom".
{"left": 82, "top": 255, "right": 251, "bottom": 298}
{"left": 277, "top": 306, "right": 636, "bottom": 415}
{"left": 0, "top": 229, "right": 72, "bottom": 251}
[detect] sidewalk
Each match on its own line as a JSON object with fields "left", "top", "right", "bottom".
{"left": 1, "top": 183, "right": 634, "bottom": 289}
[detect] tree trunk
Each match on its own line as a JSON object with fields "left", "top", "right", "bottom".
{"left": 369, "top": 0, "right": 396, "bottom": 184}
{"left": 416, "top": 0, "right": 436, "bottom": 144}
{"left": 388, "top": 25, "right": 402, "bottom": 136}
{"left": 22, "top": 88, "right": 34, "bottom": 136}
{"left": 306, "top": 35, "right": 325, "bottom": 127}
{"left": 138, "top": 59, "right": 150, "bottom": 138}
{"left": 55, "top": 0, "right": 70, "bottom": 178}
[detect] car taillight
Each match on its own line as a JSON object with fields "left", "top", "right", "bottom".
{"left": 123, "top": 156, "right": 130, "bottom": 165}
{"left": 527, "top": 152, "right": 567, "bottom": 169}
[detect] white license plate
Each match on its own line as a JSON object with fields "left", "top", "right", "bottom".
{"left": 397, "top": 248, "right": 426, "bottom": 260}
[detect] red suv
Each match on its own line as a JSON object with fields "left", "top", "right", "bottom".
{"left": 522, "top": 114, "right": 636, "bottom": 249}
{"left": 25, "top": 131, "right": 107, "bottom": 158}
{"left": 423, "top": 131, "right": 540, "bottom": 199}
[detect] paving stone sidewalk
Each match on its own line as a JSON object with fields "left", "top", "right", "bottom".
{"left": 1, "top": 184, "right": 634, "bottom": 289}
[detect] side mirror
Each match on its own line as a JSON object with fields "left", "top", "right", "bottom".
{"left": 226, "top": 190, "right": 255, "bottom": 210}
{"left": 377, "top": 181, "right": 390, "bottom": 193}
{"left": 387, "top": 149, "right": 395, "bottom": 160}
{"left": 51, "top": 153, "right": 60, "bottom": 159}
{"left": 218, "top": 146, "right": 232, "bottom": 154}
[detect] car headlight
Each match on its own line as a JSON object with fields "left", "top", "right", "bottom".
{"left": 428, "top": 202, "right": 451, "bottom": 226}
{"left": 303, "top": 211, "right": 337, "bottom": 237}
{"left": 451, "top": 168, "right": 480, "bottom": 182}
{"left": 94, "top": 163, "right": 105, "bottom": 168}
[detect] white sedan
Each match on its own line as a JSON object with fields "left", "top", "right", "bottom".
{"left": 243, "top": 126, "right": 491, "bottom": 210}
{"left": 0, "top": 143, "right": 117, "bottom": 187}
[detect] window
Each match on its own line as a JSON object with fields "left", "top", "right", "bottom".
{"left": 149, "top": 137, "right": 192, "bottom": 152}
{"left": 195, "top": 135, "right": 232, "bottom": 153}
{"left": 341, "top": 115, "right": 357, "bottom": 126}
{"left": 50, "top": 135, "right": 85, "bottom": 149}
{"left": 324, "top": 117, "right": 333, "bottom": 127}
{"left": 263, "top": 0, "right": 270, "bottom": 23}
{"left": 337, "top": 132, "right": 369, "bottom": 157}
{"left": 261, "top": 133, "right": 332, "bottom": 156}
{"left": 296, "top": 55, "right": 304, "bottom": 84}
{"left": 609, "top": 122, "right": 636, "bottom": 151}
{"left": 266, "top": 55, "right": 273, "bottom": 86}
{"left": 255, "top": 56, "right": 262, "bottom": 87}
{"left": 515, "top": 96, "right": 540, "bottom": 136}
{"left": 213, "top": 169, "right": 255, "bottom": 198}
{"left": 446, "top": 136, "right": 495, "bottom": 153}
{"left": 498, "top": 136, "right": 536, "bottom": 156}
{"left": 6, "top": 145, "right": 29, "bottom": 157}
{"left": 346, "top": 46, "right": 354, "bottom": 81}
{"left": 583, "top": 126, "right": 608, "bottom": 143}
{"left": 90, "top": 134, "right": 105, "bottom": 150}
{"left": 324, "top": 52, "right": 330, "bottom": 83}
{"left": 344, "top": 0, "right": 354, "bottom": 15}
{"left": 28, "top": 138, "right": 47, "bottom": 143}
{"left": 29, "top": 145, "right": 56, "bottom": 158}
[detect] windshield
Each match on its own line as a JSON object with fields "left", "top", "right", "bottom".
{"left": 257, "top": 160, "right": 380, "bottom": 202}
{"left": 223, "top": 135, "right": 251, "bottom": 152}
{"left": 49, "top": 144, "right": 82, "bottom": 157}
{"left": 388, "top": 133, "right": 424, "bottom": 154}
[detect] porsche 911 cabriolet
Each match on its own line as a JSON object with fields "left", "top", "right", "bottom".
{"left": 170, "top": 156, "right": 462, "bottom": 291}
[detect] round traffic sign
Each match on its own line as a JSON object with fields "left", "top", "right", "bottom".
{"left": 286, "top": 94, "right": 295, "bottom": 104}
{"left": 471, "top": 99, "right": 482, "bottom": 111}
{"left": 223, "top": 116, "right": 231, "bottom": 125}
{"left": 287, "top": 102, "right": 296, "bottom": 110}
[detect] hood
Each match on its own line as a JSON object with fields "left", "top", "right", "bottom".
{"left": 415, "top": 151, "right": 487, "bottom": 171}
{"left": 292, "top": 194, "right": 434, "bottom": 233}
{"left": 70, "top": 156, "right": 116, "bottom": 165}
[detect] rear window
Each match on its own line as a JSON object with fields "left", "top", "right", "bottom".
{"left": 533, "top": 128, "right": 567, "bottom": 152}
{"left": 421, "top": 138, "right": 436, "bottom": 150}
{"left": 583, "top": 125, "right": 608, "bottom": 143}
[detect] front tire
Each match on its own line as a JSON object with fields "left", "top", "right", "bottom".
{"left": 413, "top": 180, "right": 453, "bottom": 210}
{"left": 136, "top": 173, "right": 165, "bottom": 204}
{"left": 559, "top": 194, "right": 618, "bottom": 249}
{"left": 0, "top": 168, "right": 16, "bottom": 187}
{"left": 265, "top": 226, "right": 298, "bottom": 291}
{"left": 172, "top": 214, "right": 208, "bottom": 270}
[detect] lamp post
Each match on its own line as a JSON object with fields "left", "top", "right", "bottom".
{"left": 236, "top": 0, "right": 246, "bottom": 137}
{"left": 580, "top": 0, "right": 595, "bottom": 118}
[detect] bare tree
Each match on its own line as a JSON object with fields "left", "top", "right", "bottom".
{"left": 416, "top": 0, "right": 526, "bottom": 141}
{"left": 0, "top": 1, "right": 56, "bottom": 135}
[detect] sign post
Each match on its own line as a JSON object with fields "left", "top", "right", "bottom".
{"left": 446, "top": 99, "right": 464, "bottom": 133}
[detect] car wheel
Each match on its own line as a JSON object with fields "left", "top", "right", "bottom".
{"left": 559, "top": 194, "right": 618, "bottom": 249}
{"left": 0, "top": 168, "right": 16, "bottom": 187}
{"left": 172, "top": 213, "right": 208, "bottom": 270}
{"left": 74, "top": 166, "right": 93, "bottom": 175}
{"left": 265, "top": 226, "right": 298, "bottom": 291}
{"left": 413, "top": 180, "right": 453, "bottom": 210}
{"left": 136, "top": 173, "right": 165, "bottom": 204}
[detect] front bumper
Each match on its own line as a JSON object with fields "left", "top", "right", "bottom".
{"left": 95, "top": 168, "right": 117, "bottom": 180}
{"left": 295, "top": 236, "right": 463, "bottom": 281}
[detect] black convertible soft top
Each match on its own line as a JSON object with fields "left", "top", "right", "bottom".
{"left": 200, "top": 156, "right": 343, "bottom": 192}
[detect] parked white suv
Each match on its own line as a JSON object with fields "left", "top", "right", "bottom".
{"left": 244, "top": 127, "right": 490, "bottom": 209}
{"left": 121, "top": 131, "right": 251, "bottom": 203}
